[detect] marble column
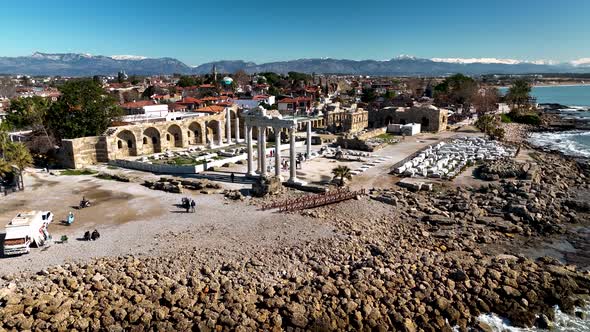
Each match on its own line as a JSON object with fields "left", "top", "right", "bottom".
{"left": 217, "top": 121, "right": 223, "bottom": 146}
{"left": 289, "top": 127, "right": 297, "bottom": 183}
{"left": 306, "top": 120, "right": 312, "bottom": 159}
{"left": 204, "top": 121, "right": 209, "bottom": 145}
{"left": 225, "top": 109, "right": 232, "bottom": 144}
{"left": 274, "top": 127, "right": 281, "bottom": 177}
{"left": 246, "top": 125, "right": 254, "bottom": 176}
{"left": 256, "top": 128, "right": 261, "bottom": 173}
{"left": 243, "top": 121, "right": 247, "bottom": 144}
{"left": 234, "top": 117, "right": 240, "bottom": 143}
{"left": 260, "top": 127, "right": 267, "bottom": 177}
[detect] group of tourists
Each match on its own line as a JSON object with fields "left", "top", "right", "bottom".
{"left": 181, "top": 197, "right": 196, "bottom": 213}
{"left": 83, "top": 229, "right": 100, "bottom": 241}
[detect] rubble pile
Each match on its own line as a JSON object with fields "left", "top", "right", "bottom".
{"left": 0, "top": 151, "right": 588, "bottom": 331}
{"left": 395, "top": 137, "right": 518, "bottom": 179}
{"left": 142, "top": 178, "right": 222, "bottom": 194}
{"left": 477, "top": 159, "right": 530, "bottom": 181}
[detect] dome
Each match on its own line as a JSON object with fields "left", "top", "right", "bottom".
{"left": 222, "top": 77, "right": 234, "bottom": 85}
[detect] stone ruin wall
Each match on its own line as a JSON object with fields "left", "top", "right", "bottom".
{"left": 369, "top": 107, "right": 448, "bottom": 132}
{"left": 59, "top": 136, "right": 108, "bottom": 169}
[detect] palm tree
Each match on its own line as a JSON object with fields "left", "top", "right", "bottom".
{"left": 332, "top": 165, "right": 352, "bottom": 187}
{"left": 5, "top": 143, "right": 33, "bottom": 190}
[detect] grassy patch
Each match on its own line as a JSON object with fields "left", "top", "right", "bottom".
{"left": 502, "top": 111, "right": 541, "bottom": 125}
{"left": 376, "top": 133, "right": 396, "bottom": 139}
{"left": 61, "top": 169, "right": 97, "bottom": 176}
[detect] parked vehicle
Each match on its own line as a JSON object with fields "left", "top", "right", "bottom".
{"left": 3, "top": 211, "right": 53, "bottom": 255}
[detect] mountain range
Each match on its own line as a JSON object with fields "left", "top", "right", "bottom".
{"left": 1, "top": 52, "right": 589, "bottom": 77}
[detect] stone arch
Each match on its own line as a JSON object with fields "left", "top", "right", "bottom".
{"left": 189, "top": 122, "right": 203, "bottom": 145}
{"left": 206, "top": 120, "right": 221, "bottom": 145}
{"left": 385, "top": 116, "right": 393, "bottom": 125}
{"left": 142, "top": 127, "right": 161, "bottom": 154}
{"left": 167, "top": 124, "right": 183, "bottom": 148}
{"left": 421, "top": 117, "right": 430, "bottom": 130}
{"left": 116, "top": 130, "right": 137, "bottom": 157}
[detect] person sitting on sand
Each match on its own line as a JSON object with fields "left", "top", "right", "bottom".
{"left": 91, "top": 229, "right": 100, "bottom": 241}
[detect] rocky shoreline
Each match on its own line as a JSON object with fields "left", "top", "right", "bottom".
{"left": 1, "top": 149, "right": 589, "bottom": 331}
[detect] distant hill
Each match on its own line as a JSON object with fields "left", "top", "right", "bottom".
{"left": 1, "top": 52, "right": 589, "bottom": 76}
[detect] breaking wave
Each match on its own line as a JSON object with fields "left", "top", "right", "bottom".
{"left": 476, "top": 305, "right": 590, "bottom": 331}
{"left": 528, "top": 130, "right": 590, "bottom": 158}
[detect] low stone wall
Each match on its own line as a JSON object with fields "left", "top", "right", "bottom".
{"left": 336, "top": 128, "right": 388, "bottom": 152}
{"left": 59, "top": 136, "right": 108, "bottom": 169}
{"left": 111, "top": 153, "right": 250, "bottom": 174}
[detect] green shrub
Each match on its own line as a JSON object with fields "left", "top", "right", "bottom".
{"left": 500, "top": 114, "right": 512, "bottom": 123}
{"left": 61, "top": 169, "right": 97, "bottom": 176}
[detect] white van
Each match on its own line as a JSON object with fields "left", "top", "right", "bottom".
{"left": 3, "top": 211, "right": 53, "bottom": 256}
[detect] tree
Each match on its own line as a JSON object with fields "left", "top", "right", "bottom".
{"left": 45, "top": 80, "right": 122, "bottom": 140}
{"left": 475, "top": 114, "right": 505, "bottom": 141}
{"left": 505, "top": 79, "right": 532, "bottom": 112}
{"left": 177, "top": 76, "right": 199, "bottom": 87}
{"left": 6, "top": 96, "right": 51, "bottom": 130}
{"left": 5, "top": 143, "right": 33, "bottom": 189}
{"left": 434, "top": 74, "right": 477, "bottom": 110}
{"left": 361, "top": 88, "right": 377, "bottom": 103}
{"left": 384, "top": 90, "right": 397, "bottom": 100}
{"left": 472, "top": 87, "right": 500, "bottom": 116}
{"left": 232, "top": 69, "right": 250, "bottom": 87}
{"left": 331, "top": 165, "right": 352, "bottom": 187}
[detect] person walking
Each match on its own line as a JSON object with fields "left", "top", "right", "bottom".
{"left": 230, "top": 172, "right": 235, "bottom": 183}
{"left": 190, "top": 199, "right": 196, "bottom": 213}
{"left": 185, "top": 200, "right": 190, "bottom": 213}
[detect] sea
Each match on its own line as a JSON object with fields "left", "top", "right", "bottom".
{"left": 500, "top": 85, "right": 590, "bottom": 158}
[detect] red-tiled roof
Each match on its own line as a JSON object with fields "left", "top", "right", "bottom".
{"left": 278, "top": 97, "right": 311, "bottom": 104}
{"left": 199, "top": 84, "right": 215, "bottom": 89}
{"left": 252, "top": 95, "right": 270, "bottom": 101}
{"left": 216, "top": 101, "right": 235, "bottom": 107}
{"left": 177, "top": 97, "right": 203, "bottom": 104}
{"left": 120, "top": 100, "right": 156, "bottom": 108}
{"left": 195, "top": 105, "right": 225, "bottom": 113}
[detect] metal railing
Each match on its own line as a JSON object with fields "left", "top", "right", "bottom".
{"left": 261, "top": 188, "right": 366, "bottom": 212}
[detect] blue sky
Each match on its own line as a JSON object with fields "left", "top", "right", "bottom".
{"left": 2, "top": 0, "right": 589, "bottom": 65}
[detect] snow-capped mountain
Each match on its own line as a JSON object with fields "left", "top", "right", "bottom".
{"left": 431, "top": 58, "right": 522, "bottom": 65}
{"left": 0, "top": 52, "right": 589, "bottom": 76}
{"left": 110, "top": 55, "right": 148, "bottom": 61}
{"left": 571, "top": 58, "right": 590, "bottom": 67}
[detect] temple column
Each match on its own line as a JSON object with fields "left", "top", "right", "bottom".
{"left": 217, "top": 121, "right": 223, "bottom": 146}
{"left": 274, "top": 127, "right": 281, "bottom": 178}
{"left": 256, "top": 128, "right": 261, "bottom": 173}
{"left": 246, "top": 125, "right": 254, "bottom": 176}
{"left": 306, "top": 120, "right": 312, "bottom": 159}
{"left": 260, "top": 127, "right": 267, "bottom": 177}
{"left": 289, "top": 127, "right": 297, "bottom": 183}
{"left": 234, "top": 117, "right": 240, "bottom": 143}
{"left": 225, "top": 109, "right": 232, "bottom": 144}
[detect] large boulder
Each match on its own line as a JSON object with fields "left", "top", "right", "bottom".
{"left": 251, "top": 176, "right": 282, "bottom": 197}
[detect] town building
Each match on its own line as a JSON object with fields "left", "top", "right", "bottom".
{"left": 323, "top": 102, "right": 368, "bottom": 134}
{"left": 277, "top": 97, "right": 312, "bottom": 116}
{"left": 369, "top": 105, "right": 448, "bottom": 132}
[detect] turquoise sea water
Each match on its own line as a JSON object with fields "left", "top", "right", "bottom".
{"left": 506, "top": 85, "right": 590, "bottom": 158}
{"left": 531, "top": 85, "right": 590, "bottom": 107}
